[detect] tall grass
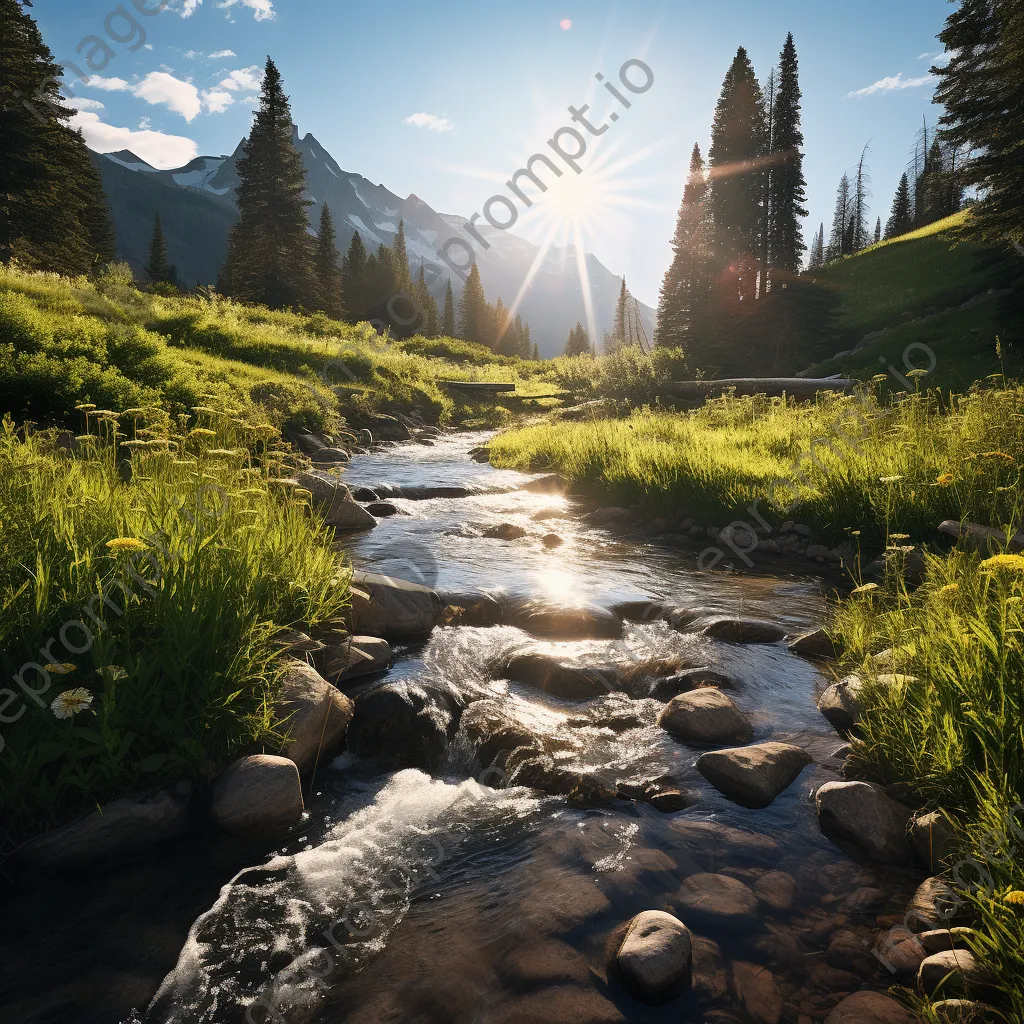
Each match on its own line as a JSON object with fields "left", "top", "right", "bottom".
{"left": 0, "top": 409, "right": 349, "bottom": 848}
{"left": 490, "top": 386, "right": 1024, "bottom": 545}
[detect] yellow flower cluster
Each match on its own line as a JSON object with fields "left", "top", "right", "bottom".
{"left": 105, "top": 537, "right": 149, "bottom": 553}
{"left": 980, "top": 554, "right": 1024, "bottom": 574}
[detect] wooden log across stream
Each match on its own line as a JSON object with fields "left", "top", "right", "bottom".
{"left": 670, "top": 377, "right": 856, "bottom": 402}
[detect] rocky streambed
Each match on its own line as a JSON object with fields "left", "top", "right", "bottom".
{"left": 0, "top": 431, "right": 967, "bottom": 1024}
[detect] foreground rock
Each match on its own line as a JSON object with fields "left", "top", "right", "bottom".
{"left": 823, "top": 991, "right": 916, "bottom": 1023}
{"left": 676, "top": 873, "right": 758, "bottom": 925}
{"left": 276, "top": 660, "right": 355, "bottom": 772}
{"left": 906, "top": 876, "right": 960, "bottom": 933}
{"left": 648, "top": 667, "right": 735, "bottom": 700}
{"left": 349, "top": 570, "right": 444, "bottom": 639}
{"left": 506, "top": 600, "right": 623, "bottom": 639}
{"left": 815, "top": 780, "right": 914, "bottom": 863}
{"left": 939, "top": 519, "right": 1024, "bottom": 553}
{"left": 698, "top": 617, "right": 788, "bottom": 643}
{"left": 498, "top": 649, "right": 617, "bottom": 699}
{"left": 346, "top": 680, "right": 462, "bottom": 769}
{"left": 614, "top": 910, "right": 693, "bottom": 1003}
{"left": 16, "top": 788, "right": 190, "bottom": 869}
{"left": 211, "top": 755, "right": 303, "bottom": 833}
{"left": 731, "top": 961, "right": 783, "bottom": 1024}
{"left": 787, "top": 627, "right": 840, "bottom": 659}
{"left": 658, "top": 688, "right": 753, "bottom": 745}
{"left": 697, "top": 742, "right": 811, "bottom": 808}
{"left": 317, "top": 635, "right": 392, "bottom": 683}
{"left": 817, "top": 674, "right": 865, "bottom": 733}
{"left": 918, "top": 949, "right": 989, "bottom": 997}
{"left": 909, "top": 808, "right": 959, "bottom": 873}
{"left": 296, "top": 470, "right": 377, "bottom": 531}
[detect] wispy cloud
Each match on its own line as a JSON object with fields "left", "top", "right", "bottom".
{"left": 71, "top": 110, "right": 198, "bottom": 168}
{"left": 65, "top": 95, "right": 106, "bottom": 111}
{"left": 219, "top": 66, "right": 263, "bottom": 92}
{"left": 404, "top": 112, "right": 455, "bottom": 133}
{"left": 919, "top": 50, "right": 951, "bottom": 66}
{"left": 208, "top": 49, "right": 237, "bottom": 59}
{"left": 83, "top": 76, "right": 131, "bottom": 92}
{"left": 134, "top": 71, "right": 201, "bottom": 121}
{"left": 847, "top": 72, "right": 936, "bottom": 98}
{"left": 217, "top": 0, "right": 275, "bottom": 20}
{"left": 181, "top": 0, "right": 202, "bottom": 16}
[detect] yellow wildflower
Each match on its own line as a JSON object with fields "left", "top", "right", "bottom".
{"left": 75, "top": 403, "right": 97, "bottom": 411}
{"left": 105, "top": 538, "right": 149, "bottom": 553}
{"left": 44, "top": 663, "right": 77, "bottom": 675}
{"left": 51, "top": 688, "right": 93, "bottom": 719}
{"left": 189, "top": 428, "right": 217, "bottom": 438}
{"left": 1005, "top": 891, "right": 1024, "bottom": 906}
{"left": 936, "top": 473, "right": 954, "bottom": 486}
{"left": 937, "top": 583, "right": 960, "bottom": 597}
{"left": 879, "top": 475, "right": 903, "bottom": 484}
{"left": 889, "top": 533, "right": 911, "bottom": 541}
{"left": 980, "top": 554, "right": 1024, "bottom": 574}
{"left": 851, "top": 583, "right": 879, "bottom": 595}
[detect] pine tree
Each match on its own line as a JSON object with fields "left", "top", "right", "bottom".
{"left": 146, "top": 212, "right": 171, "bottom": 284}
{"left": 612, "top": 279, "right": 629, "bottom": 351}
{"left": 874, "top": 216, "right": 882, "bottom": 245}
{"left": 826, "top": 174, "right": 853, "bottom": 261}
{"left": 655, "top": 143, "right": 714, "bottom": 348}
{"left": 1, "top": 0, "right": 116, "bottom": 273}
{"left": 767, "top": 33, "right": 808, "bottom": 274}
{"left": 851, "top": 143, "right": 872, "bottom": 252}
{"left": 935, "top": 0, "right": 1023, "bottom": 246}
{"left": 885, "top": 173, "right": 914, "bottom": 239}
{"left": 313, "top": 204, "right": 344, "bottom": 319}
{"left": 442, "top": 279, "right": 456, "bottom": 337}
{"left": 392, "top": 219, "right": 412, "bottom": 291}
{"left": 458, "top": 263, "right": 488, "bottom": 344}
{"left": 531, "top": 342, "right": 540, "bottom": 361}
{"left": 564, "top": 321, "right": 591, "bottom": 356}
{"left": 415, "top": 264, "right": 439, "bottom": 337}
{"left": 341, "top": 231, "right": 367, "bottom": 322}
{"left": 219, "top": 57, "right": 314, "bottom": 308}
{"left": 708, "top": 47, "right": 767, "bottom": 298}
{"left": 807, "top": 223, "right": 825, "bottom": 269}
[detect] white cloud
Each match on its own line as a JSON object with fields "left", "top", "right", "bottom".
{"left": 847, "top": 73, "right": 936, "bottom": 98}
{"left": 240, "top": 95, "right": 260, "bottom": 105}
{"left": 65, "top": 95, "right": 105, "bottom": 111}
{"left": 219, "top": 66, "right": 263, "bottom": 91}
{"left": 183, "top": 49, "right": 201, "bottom": 59}
{"left": 217, "top": 0, "right": 275, "bottom": 20}
{"left": 181, "top": 0, "right": 202, "bottom": 16}
{"left": 83, "top": 76, "right": 131, "bottom": 92}
{"left": 208, "top": 49, "right": 237, "bottom": 59}
{"left": 134, "top": 71, "right": 201, "bottom": 120}
{"left": 404, "top": 112, "right": 455, "bottom": 133}
{"left": 71, "top": 110, "right": 198, "bottom": 168}
{"left": 201, "top": 88, "right": 234, "bottom": 113}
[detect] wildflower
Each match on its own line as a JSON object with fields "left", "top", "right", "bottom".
{"left": 44, "top": 663, "right": 76, "bottom": 675}
{"left": 905, "top": 368, "right": 929, "bottom": 379}
{"left": 936, "top": 473, "right": 954, "bottom": 486}
{"left": 980, "top": 451, "right": 1015, "bottom": 463}
{"left": 106, "top": 537, "right": 148, "bottom": 553}
{"left": 889, "top": 533, "right": 911, "bottom": 541}
{"left": 871, "top": 374, "right": 888, "bottom": 383}
{"left": 937, "top": 583, "right": 960, "bottom": 597}
{"left": 51, "top": 688, "right": 93, "bottom": 719}
{"left": 75, "top": 403, "right": 97, "bottom": 412}
{"left": 980, "top": 554, "right": 1024, "bottom": 574}
{"left": 1005, "top": 891, "right": 1024, "bottom": 906}
{"left": 189, "top": 428, "right": 217, "bottom": 439}
{"left": 879, "top": 475, "right": 903, "bottom": 484}
{"left": 851, "top": 583, "right": 879, "bottom": 595}
{"left": 205, "top": 448, "right": 241, "bottom": 457}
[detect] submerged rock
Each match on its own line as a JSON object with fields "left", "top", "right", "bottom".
{"left": 698, "top": 617, "right": 789, "bottom": 643}
{"left": 276, "top": 660, "right": 355, "bottom": 772}
{"left": 815, "top": 780, "right": 914, "bottom": 863}
{"left": 211, "top": 755, "right": 303, "bottom": 834}
{"left": 823, "top": 991, "right": 916, "bottom": 1023}
{"left": 658, "top": 688, "right": 753, "bottom": 745}
{"left": 668, "top": 820, "right": 780, "bottom": 867}
{"left": 676, "top": 873, "right": 758, "bottom": 925}
{"left": 615, "top": 910, "right": 693, "bottom": 1004}
{"left": 506, "top": 600, "right": 623, "bottom": 639}
{"left": 483, "top": 523, "right": 529, "bottom": 541}
{"left": 697, "top": 742, "right": 811, "bottom": 808}
{"left": 500, "top": 650, "right": 617, "bottom": 699}
{"left": 648, "top": 667, "right": 736, "bottom": 700}
{"left": 349, "top": 570, "right": 444, "bottom": 639}
{"left": 731, "top": 961, "right": 783, "bottom": 1024}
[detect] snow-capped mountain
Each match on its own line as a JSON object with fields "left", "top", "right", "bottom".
{"left": 92, "top": 129, "right": 655, "bottom": 356}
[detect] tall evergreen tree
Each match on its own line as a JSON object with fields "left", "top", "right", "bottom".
{"left": 146, "top": 212, "right": 171, "bottom": 284}
{"left": 656, "top": 143, "right": 714, "bottom": 347}
{"left": 391, "top": 219, "right": 412, "bottom": 291}
{"left": 415, "top": 264, "right": 439, "bottom": 337}
{"left": 219, "top": 57, "right": 314, "bottom": 308}
{"left": 531, "top": 341, "right": 540, "bottom": 361}
{"left": 885, "top": 173, "right": 914, "bottom": 239}
{"left": 874, "top": 216, "right": 882, "bottom": 245}
{"left": 708, "top": 46, "right": 767, "bottom": 298}
{"left": 458, "top": 263, "right": 488, "bottom": 344}
{"left": 826, "top": 174, "right": 853, "bottom": 261}
{"left": 1, "top": 0, "right": 115, "bottom": 273}
{"left": 564, "top": 321, "right": 591, "bottom": 356}
{"left": 934, "top": 0, "right": 1023, "bottom": 246}
{"left": 442, "top": 279, "right": 456, "bottom": 337}
{"left": 851, "top": 143, "right": 872, "bottom": 252}
{"left": 807, "top": 223, "right": 825, "bottom": 269}
{"left": 313, "top": 204, "right": 344, "bottom": 319}
{"left": 767, "top": 33, "right": 807, "bottom": 274}
{"left": 340, "top": 230, "right": 368, "bottom": 322}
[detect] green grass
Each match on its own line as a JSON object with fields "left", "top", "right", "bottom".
{"left": 0, "top": 409, "right": 349, "bottom": 849}
{"left": 491, "top": 386, "right": 1024, "bottom": 547}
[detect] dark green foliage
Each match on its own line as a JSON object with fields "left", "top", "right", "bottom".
{"left": 885, "top": 173, "right": 914, "bottom": 239}
{"left": 807, "top": 223, "right": 825, "bottom": 269}
{"left": 767, "top": 33, "right": 807, "bottom": 274}
{"left": 219, "top": 58, "right": 315, "bottom": 309}
{"left": 564, "top": 321, "right": 590, "bottom": 357}
{"left": 0, "top": 0, "right": 116, "bottom": 273}
{"left": 313, "top": 204, "right": 345, "bottom": 320}
{"left": 442, "top": 279, "right": 455, "bottom": 336}
{"left": 935, "top": 0, "right": 1024, "bottom": 248}
{"left": 459, "top": 263, "right": 488, "bottom": 344}
{"left": 341, "top": 230, "right": 368, "bottom": 321}
{"left": 146, "top": 212, "right": 172, "bottom": 285}
{"left": 531, "top": 342, "right": 539, "bottom": 361}
{"left": 415, "top": 264, "right": 439, "bottom": 337}
{"left": 826, "top": 174, "right": 854, "bottom": 261}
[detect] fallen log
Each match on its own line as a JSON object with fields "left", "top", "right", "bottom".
{"left": 440, "top": 381, "right": 516, "bottom": 395}
{"left": 670, "top": 378, "right": 856, "bottom": 402}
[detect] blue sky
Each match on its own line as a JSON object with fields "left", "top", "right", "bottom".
{"left": 38, "top": 0, "right": 951, "bottom": 306}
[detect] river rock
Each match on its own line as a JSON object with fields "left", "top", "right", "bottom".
{"left": 731, "top": 962, "right": 783, "bottom": 1024}
{"left": 346, "top": 680, "right": 462, "bottom": 770}
{"left": 275, "top": 660, "right": 355, "bottom": 772}
{"left": 296, "top": 471, "right": 377, "bottom": 531}
{"left": 365, "top": 501, "right": 404, "bottom": 517}
{"left": 615, "top": 910, "right": 693, "bottom": 1003}
{"left": 692, "top": 935, "right": 730, "bottom": 1003}
{"left": 754, "top": 870, "right": 796, "bottom": 911}
{"left": 817, "top": 674, "right": 865, "bottom": 733}
{"left": 698, "top": 617, "right": 788, "bottom": 643}
{"left": 668, "top": 820, "right": 780, "bottom": 867}
{"left": 483, "top": 523, "right": 528, "bottom": 540}
{"left": 906, "top": 876, "right": 960, "bottom": 933}
{"left": 931, "top": 999, "right": 998, "bottom": 1021}
{"left": 460, "top": 699, "right": 540, "bottom": 771}
{"left": 521, "top": 473, "right": 567, "bottom": 493}
{"left": 658, "top": 688, "right": 753, "bottom": 745}
{"left": 499, "top": 649, "right": 618, "bottom": 699}
{"left": 309, "top": 447, "right": 349, "bottom": 465}
{"left": 918, "top": 949, "right": 989, "bottom": 997}
{"left": 823, "top": 991, "right": 916, "bottom": 1023}
{"left": 787, "top": 627, "right": 840, "bottom": 659}
{"left": 15, "top": 788, "right": 191, "bottom": 869}
{"left": 920, "top": 928, "right": 977, "bottom": 954}
{"left": 875, "top": 925, "right": 928, "bottom": 977}
{"left": 909, "top": 808, "right": 958, "bottom": 873}
{"left": 507, "top": 600, "right": 623, "bottom": 639}
{"left": 697, "top": 742, "right": 812, "bottom": 808}
{"left": 211, "top": 755, "right": 303, "bottom": 833}
{"left": 939, "top": 519, "right": 1024, "bottom": 553}
{"left": 349, "top": 570, "right": 444, "bottom": 639}
{"left": 649, "top": 668, "right": 735, "bottom": 700}
{"left": 677, "top": 873, "right": 758, "bottom": 925}
{"left": 351, "top": 486, "right": 380, "bottom": 502}
{"left": 541, "top": 533, "right": 564, "bottom": 548}
{"left": 317, "top": 635, "right": 392, "bottom": 683}
{"left": 665, "top": 606, "right": 706, "bottom": 630}
{"left": 356, "top": 413, "right": 411, "bottom": 442}
{"left": 815, "top": 780, "right": 914, "bottom": 863}
{"left": 611, "top": 599, "right": 672, "bottom": 622}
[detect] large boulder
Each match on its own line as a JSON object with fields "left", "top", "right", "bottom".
{"left": 676, "top": 873, "right": 758, "bottom": 926}
{"left": 349, "top": 570, "right": 444, "bottom": 639}
{"left": 698, "top": 617, "right": 788, "bottom": 643}
{"left": 15, "top": 788, "right": 190, "bottom": 869}
{"left": 615, "top": 910, "right": 693, "bottom": 1004}
{"left": 918, "top": 949, "right": 990, "bottom": 998}
{"left": 506, "top": 600, "right": 623, "bottom": 639}
{"left": 498, "top": 649, "right": 619, "bottom": 700}
{"left": 815, "top": 780, "right": 914, "bottom": 863}
{"left": 696, "top": 742, "right": 811, "bottom": 808}
{"left": 658, "top": 688, "right": 753, "bottom": 745}
{"left": 211, "top": 755, "right": 303, "bottom": 833}
{"left": 316, "top": 635, "right": 392, "bottom": 683}
{"left": 346, "top": 680, "right": 463, "bottom": 769}
{"left": 823, "top": 991, "right": 917, "bottom": 1023}
{"left": 648, "top": 667, "right": 735, "bottom": 700}
{"left": 275, "top": 660, "right": 355, "bottom": 773}
{"left": 296, "top": 470, "right": 377, "bottom": 531}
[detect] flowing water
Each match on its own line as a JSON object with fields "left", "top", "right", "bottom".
{"left": 0, "top": 432, "right": 922, "bottom": 1024}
